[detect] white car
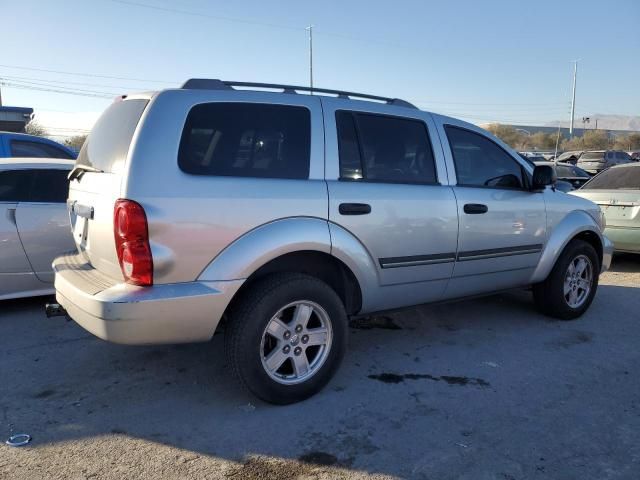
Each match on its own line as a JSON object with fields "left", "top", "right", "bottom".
{"left": 0, "top": 158, "right": 75, "bottom": 299}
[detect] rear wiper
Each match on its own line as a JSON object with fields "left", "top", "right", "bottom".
{"left": 68, "top": 164, "right": 104, "bottom": 181}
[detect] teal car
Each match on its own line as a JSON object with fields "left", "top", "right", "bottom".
{"left": 572, "top": 163, "right": 640, "bottom": 254}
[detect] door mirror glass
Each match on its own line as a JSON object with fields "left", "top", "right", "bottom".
{"left": 532, "top": 165, "right": 556, "bottom": 191}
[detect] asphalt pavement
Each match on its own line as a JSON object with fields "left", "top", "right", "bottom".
{"left": 1, "top": 255, "right": 639, "bottom": 479}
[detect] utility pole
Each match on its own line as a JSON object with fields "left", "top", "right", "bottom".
{"left": 306, "top": 25, "right": 314, "bottom": 93}
{"left": 569, "top": 60, "right": 577, "bottom": 137}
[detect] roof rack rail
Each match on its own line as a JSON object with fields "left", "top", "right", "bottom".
{"left": 181, "top": 79, "right": 417, "bottom": 109}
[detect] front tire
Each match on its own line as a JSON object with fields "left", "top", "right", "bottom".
{"left": 533, "top": 239, "right": 599, "bottom": 320}
{"left": 225, "top": 273, "right": 348, "bottom": 404}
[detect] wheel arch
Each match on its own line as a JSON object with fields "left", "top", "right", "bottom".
{"left": 530, "top": 210, "right": 604, "bottom": 284}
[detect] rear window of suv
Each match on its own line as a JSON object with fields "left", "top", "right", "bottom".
{"left": 75, "top": 99, "right": 149, "bottom": 174}
{"left": 583, "top": 166, "right": 640, "bottom": 190}
{"left": 178, "top": 103, "right": 311, "bottom": 180}
{"left": 581, "top": 151, "right": 605, "bottom": 160}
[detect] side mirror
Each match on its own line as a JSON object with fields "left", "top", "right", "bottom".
{"left": 531, "top": 165, "right": 557, "bottom": 191}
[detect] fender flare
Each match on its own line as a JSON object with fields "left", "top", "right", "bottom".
{"left": 328, "top": 222, "right": 380, "bottom": 312}
{"left": 197, "top": 217, "right": 332, "bottom": 281}
{"left": 530, "top": 210, "right": 604, "bottom": 284}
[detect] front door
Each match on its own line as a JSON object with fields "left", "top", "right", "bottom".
{"left": 323, "top": 99, "right": 458, "bottom": 311}
{"left": 439, "top": 124, "right": 546, "bottom": 298}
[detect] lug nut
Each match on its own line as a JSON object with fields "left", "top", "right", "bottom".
{"left": 301, "top": 335, "right": 309, "bottom": 344}
{"left": 295, "top": 325, "right": 303, "bottom": 333}
{"left": 294, "top": 347, "right": 302, "bottom": 356}
{"left": 283, "top": 331, "right": 291, "bottom": 340}
{"left": 283, "top": 345, "right": 291, "bottom": 354}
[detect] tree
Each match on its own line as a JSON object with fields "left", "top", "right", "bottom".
{"left": 562, "top": 130, "right": 609, "bottom": 151}
{"left": 529, "top": 132, "right": 558, "bottom": 150}
{"left": 24, "top": 121, "right": 48, "bottom": 137}
{"left": 64, "top": 135, "right": 88, "bottom": 150}
{"left": 484, "top": 124, "right": 526, "bottom": 149}
{"left": 613, "top": 133, "right": 640, "bottom": 151}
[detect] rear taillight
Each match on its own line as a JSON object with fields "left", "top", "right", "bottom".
{"left": 113, "top": 199, "right": 153, "bottom": 286}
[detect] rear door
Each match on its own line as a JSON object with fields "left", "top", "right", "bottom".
{"left": 323, "top": 98, "right": 458, "bottom": 307}
{"left": 437, "top": 121, "right": 546, "bottom": 297}
{"left": 0, "top": 168, "right": 36, "bottom": 296}
{"left": 15, "top": 167, "right": 75, "bottom": 282}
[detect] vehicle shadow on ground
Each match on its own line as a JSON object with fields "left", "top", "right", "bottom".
{"left": 608, "top": 253, "right": 640, "bottom": 273}
{"left": 2, "top": 278, "right": 639, "bottom": 478}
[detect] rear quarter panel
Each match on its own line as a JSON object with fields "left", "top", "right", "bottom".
{"left": 123, "top": 90, "right": 327, "bottom": 283}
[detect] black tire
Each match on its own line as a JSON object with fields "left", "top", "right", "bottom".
{"left": 533, "top": 239, "right": 599, "bottom": 320}
{"left": 224, "top": 273, "right": 348, "bottom": 405}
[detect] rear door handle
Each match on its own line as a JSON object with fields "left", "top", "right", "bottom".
{"left": 339, "top": 203, "right": 371, "bottom": 215}
{"left": 463, "top": 203, "right": 488, "bottom": 214}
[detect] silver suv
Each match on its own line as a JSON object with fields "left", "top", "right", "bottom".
{"left": 53, "top": 79, "right": 613, "bottom": 404}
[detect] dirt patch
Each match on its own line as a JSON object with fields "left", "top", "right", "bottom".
{"left": 349, "top": 316, "right": 402, "bottom": 330}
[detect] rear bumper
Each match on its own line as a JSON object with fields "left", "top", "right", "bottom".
{"left": 604, "top": 227, "right": 640, "bottom": 254}
{"left": 53, "top": 253, "right": 244, "bottom": 345}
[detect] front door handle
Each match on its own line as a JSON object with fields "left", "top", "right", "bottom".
{"left": 5, "top": 208, "right": 17, "bottom": 226}
{"left": 339, "top": 203, "right": 371, "bottom": 215}
{"left": 463, "top": 203, "right": 488, "bottom": 214}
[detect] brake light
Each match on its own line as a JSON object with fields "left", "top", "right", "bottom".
{"left": 113, "top": 199, "right": 153, "bottom": 286}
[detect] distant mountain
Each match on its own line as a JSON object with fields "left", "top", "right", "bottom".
{"left": 545, "top": 114, "right": 640, "bottom": 132}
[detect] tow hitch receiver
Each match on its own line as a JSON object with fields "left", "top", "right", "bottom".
{"left": 45, "top": 303, "right": 67, "bottom": 318}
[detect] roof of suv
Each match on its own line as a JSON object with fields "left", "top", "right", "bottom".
{"left": 0, "top": 157, "right": 75, "bottom": 168}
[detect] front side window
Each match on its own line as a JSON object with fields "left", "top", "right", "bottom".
{"left": 336, "top": 111, "right": 437, "bottom": 184}
{"left": 179, "top": 103, "right": 311, "bottom": 180}
{"left": 445, "top": 126, "right": 525, "bottom": 189}
{"left": 0, "top": 170, "right": 33, "bottom": 202}
{"left": 11, "top": 140, "right": 73, "bottom": 159}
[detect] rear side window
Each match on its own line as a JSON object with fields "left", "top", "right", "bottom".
{"left": 0, "top": 170, "right": 33, "bottom": 202}
{"left": 445, "top": 126, "right": 524, "bottom": 189}
{"left": 581, "top": 152, "right": 605, "bottom": 160}
{"left": 76, "top": 99, "right": 148, "bottom": 174}
{"left": 178, "top": 103, "right": 311, "bottom": 180}
{"left": 583, "top": 166, "right": 640, "bottom": 190}
{"left": 30, "top": 169, "right": 70, "bottom": 203}
{"left": 10, "top": 140, "right": 73, "bottom": 159}
{"left": 336, "top": 110, "right": 437, "bottom": 184}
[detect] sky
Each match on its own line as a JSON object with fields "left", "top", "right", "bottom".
{"left": 1, "top": 0, "right": 639, "bottom": 138}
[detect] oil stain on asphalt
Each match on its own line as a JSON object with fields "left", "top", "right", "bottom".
{"left": 368, "top": 373, "right": 490, "bottom": 387}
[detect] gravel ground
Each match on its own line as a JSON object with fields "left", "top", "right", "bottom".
{"left": 1, "top": 255, "right": 639, "bottom": 479}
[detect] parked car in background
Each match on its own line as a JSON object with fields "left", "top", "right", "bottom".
{"left": 52, "top": 79, "right": 612, "bottom": 404}
{"left": 577, "top": 150, "right": 632, "bottom": 175}
{"left": 555, "top": 150, "right": 583, "bottom": 165}
{"left": 0, "top": 132, "right": 76, "bottom": 160}
{"left": 0, "top": 158, "right": 75, "bottom": 299}
{"left": 519, "top": 152, "right": 547, "bottom": 163}
{"left": 572, "top": 163, "right": 640, "bottom": 254}
{"left": 534, "top": 161, "right": 592, "bottom": 190}
{"left": 628, "top": 151, "right": 640, "bottom": 161}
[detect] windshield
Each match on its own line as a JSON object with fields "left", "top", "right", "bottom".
{"left": 75, "top": 99, "right": 149, "bottom": 173}
{"left": 582, "top": 166, "right": 640, "bottom": 190}
{"left": 581, "top": 151, "right": 605, "bottom": 160}
{"left": 556, "top": 164, "right": 590, "bottom": 178}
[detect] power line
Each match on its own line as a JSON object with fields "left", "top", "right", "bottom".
{"left": 0, "top": 63, "right": 176, "bottom": 84}
{"left": 0, "top": 81, "right": 114, "bottom": 99}
{"left": 109, "top": 0, "right": 303, "bottom": 31}
{"left": 0, "top": 73, "right": 141, "bottom": 91}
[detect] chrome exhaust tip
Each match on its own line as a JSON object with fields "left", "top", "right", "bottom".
{"left": 45, "top": 303, "right": 67, "bottom": 318}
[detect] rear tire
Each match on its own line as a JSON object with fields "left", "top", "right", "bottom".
{"left": 533, "top": 239, "right": 599, "bottom": 320}
{"left": 225, "top": 273, "right": 348, "bottom": 405}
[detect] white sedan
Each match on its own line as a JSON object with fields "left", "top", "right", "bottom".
{"left": 0, "top": 158, "right": 75, "bottom": 299}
